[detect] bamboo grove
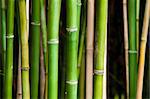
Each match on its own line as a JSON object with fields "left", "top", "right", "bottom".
{"left": 0, "top": 0, "right": 149, "bottom": 98}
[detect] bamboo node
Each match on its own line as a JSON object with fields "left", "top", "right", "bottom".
{"left": 128, "top": 50, "right": 137, "bottom": 54}
{"left": 31, "top": 22, "right": 40, "bottom": 26}
{"left": 66, "top": 27, "right": 78, "bottom": 32}
{"left": 47, "top": 39, "right": 59, "bottom": 44}
{"left": 141, "top": 37, "right": 147, "bottom": 41}
{"left": 21, "top": 67, "right": 30, "bottom": 71}
{"left": 6, "top": 35, "right": 14, "bottom": 39}
{"left": 94, "top": 69, "right": 104, "bottom": 75}
{"left": 66, "top": 80, "right": 78, "bottom": 85}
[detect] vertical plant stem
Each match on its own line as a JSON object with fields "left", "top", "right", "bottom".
{"left": 65, "top": 0, "right": 78, "bottom": 98}
{"left": 94, "top": 0, "right": 108, "bottom": 98}
{"left": 30, "top": 0, "right": 40, "bottom": 97}
{"left": 136, "top": 1, "right": 150, "bottom": 98}
{"left": 86, "top": 0, "right": 94, "bottom": 98}
{"left": 128, "top": 0, "right": 137, "bottom": 98}
{"left": 123, "top": 0, "right": 129, "bottom": 98}
{"left": 47, "top": 0, "right": 61, "bottom": 98}
{"left": 18, "top": 0, "right": 30, "bottom": 98}
{"left": 77, "top": 0, "right": 86, "bottom": 78}
{"left": 40, "top": 35, "right": 46, "bottom": 99}
{"left": 40, "top": 0, "right": 48, "bottom": 98}
{"left": 4, "top": 0, "right": 15, "bottom": 97}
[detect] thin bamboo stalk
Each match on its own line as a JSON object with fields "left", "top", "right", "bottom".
{"left": 65, "top": 0, "right": 78, "bottom": 98}
{"left": 47, "top": 0, "right": 61, "bottom": 98}
{"left": 18, "top": 0, "right": 30, "bottom": 98}
{"left": 123, "top": 0, "right": 129, "bottom": 98}
{"left": 136, "top": 0, "right": 140, "bottom": 57}
{"left": 94, "top": 0, "right": 108, "bottom": 98}
{"left": 30, "top": 0, "right": 40, "bottom": 97}
{"left": 40, "top": 0, "right": 48, "bottom": 98}
{"left": 4, "top": 0, "right": 15, "bottom": 97}
{"left": 1, "top": 0, "right": 6, "bottom": 74}
{"left": 128, "top": 0, "right": 138, "bottom": 98}
{"left": 78, "top": 47, "right": 85, "bottom": 99}
{"left": 26, "top": 0, "right": 29, "bottom": 37}
{"left": 16, "top": 41, "right": 22, "bottom": 99}
{"left": 86, "top": 0, "right": 94, "bottom": 98}
{"left": 136, "top": 0, "right": 150, "bottom": 98}
{"left": 77, "top": 0, "right": 86, "bottom": 78}
{"left": 40, "top": 36, "right": 46, "bottom": 99}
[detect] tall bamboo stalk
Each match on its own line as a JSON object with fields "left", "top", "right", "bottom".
{"left": 123, "top": 0, "right": 129, "bottom": 98}
{"left": 30, "top": 0, "right": 40, "bottom": 97}
{"left": 47, "top": 0, "right": 61, "bottom": 98}
{"left": 3, "top": 0, "right": 15, "bottom": 97}
{"left": 1, "top": 0, "right": 6, "bottom": 74}
{"left": 136, "top": 0, "right": 150, "bottom": 98}
{"left": 128, "top": 0, "right": 137, "bottom": 98}
{"left": 18, "top": 0, "right": 30, "bottom": 98}
{"left": 136, "top": 0, "right": 140, "bottom": 56}
{"left": 65, "top": 0, "right": 78, "bottom": 98}
{"left": 40, "top": 36, "right": 46, "bottom": 99}
{"left": 40, "top": 0, "right": 48, "bottom": 98}
{"left": 77, "top": 0, "right": 86, "bottom": 78}
{"left": 94, "top": 0, "right": 108, "bottom": 98}
{"left": 78, "top": 47, "right": 85, "bottom": 99}
{"left": 0, "top": 0, "right": 6, "bottom": 97}
{"left": 86, "top": 0, "right": 94, "bottom": 98}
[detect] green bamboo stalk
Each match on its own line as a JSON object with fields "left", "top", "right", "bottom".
{"left": 78, "top": 47, "right": 85, "bottom": 99}
{"left": 77, "top": 0, "right": 86, "bottom": 78}
{"left": 128, "top": 0, "right": 137, "bottom": 98}
{"left": 4, "top": 0, "right": 15, "bottom": 97}
{"left": 47, "top": 0, "right": 61, "bottom": 98}
{"left": 30, "top": 0, "right": 40, "bottom": 97}
{"left": 40, "top": 0, "right": 48, "bottom": 98}
{"left": 65, "top": 0, "right": 78, "bottom": 98}
{"left": 136, "top": 0, "right": 140, "bottom": 56}
{"left": 18, "top": 0, "right": 30, "bottom": 98}
{"left": 94, "top": 0, "right": 108, "bottom": 98}
{"left": 0, "top": 0, "right": 6, "bottom": 97}
{"left": 1, "top": 0, "right": 6, "bottom": 74}
{"left": 76, "top": 0, "right": 81, "bottom": 50}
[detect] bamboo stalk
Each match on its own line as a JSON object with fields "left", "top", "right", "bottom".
{"left": 86, "top": 0, "right": 94, "bottom": 99}
{"left": 78, "top": 47, "right": 85, "bottom": 99}
{"left": 1, "top": 0, "right": 6, "bottom": 75}
{"left": 123, "top": 0, "right": 129, "bottom": 98}
{"left": 47, "top": 0, "right": 61, "bottom": 98}
{"left": 18, "top": 0, "right": 30, "bottom": 98}
{"left": 4, "top": 0, "right": 15, "bottom": 97}
{"left": 128, "top": 0, "right": 138, "bottom": 98}
{"left": 65, "top": 0, "right": 78, "bottom": 98}
{"left": 40, "top": 0, "right": 48, "bottom": 98}
{"left": 136, "top": 0, "right": 140, "bottom": 57}
{"left": 136, "top": 0, "right": 150, "bottom": 98}
{"left": 94, "top": 0, "right": 108, "bottom": 98}
{"left": 77, "top": 0, "right": 86, "bottom": 78}
{"left": 30, "top": 0, "right": 40, "bottom": 97}
{"left": 40, "top": 35, "right": 46, "bottom": 99}
{"left": 16, "top": 40, "right": 22, "bottom": 99}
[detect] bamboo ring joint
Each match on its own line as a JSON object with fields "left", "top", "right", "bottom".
{"left": 6, "top": 35, "right": 14, "bottom": 39}
{"left": 66, "top": 80, "right": 78, "bottom": 85}
{"left": 47, "top": 39, "right": 59, "bottom": 44}
{"left": 31, "top": 22, "right": 40, "bottom": 26}
{"left": 21, "top": 67, "right": 30, "bottom": 71}
{"left": 66, "top": 27, "right": 78, "bottom": 32}
{"left": 128, "top": 50, "right": 137, "bottom": 54}
{"left": 94, "top": 69, "right": 104, "bottom": 75}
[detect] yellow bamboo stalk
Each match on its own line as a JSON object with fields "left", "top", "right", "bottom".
{"left": 136, "top": 0, "right": 150, "bottom": 99}
{"left": 123, "top": 0, "right": 129, "bottom": 98}
{"left": 86, "top": 0, "right": 94, "bottom": 98}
